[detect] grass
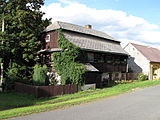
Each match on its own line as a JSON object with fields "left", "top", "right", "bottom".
{"left": 1, "top": 80, "right": 160, "bottom": 119}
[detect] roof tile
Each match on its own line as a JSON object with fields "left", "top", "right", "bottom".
{"left": 45, "top": 21, "right": 117, "bottom": 42}
{"left": 44, "top": 21, "right": 127, "bottom": 55}
{"left": 63, "top": 31, "right": 127, "bottom": 55}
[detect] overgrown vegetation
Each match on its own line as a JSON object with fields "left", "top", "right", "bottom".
{"left": 32, "top": 64, "right": 48, "bottom": 86}
{"left": 52, "top": 29, "right": 86, "bottom": 85}
{"left": 1, "top": 80, "right": 160, "bottom": 119}
{"left": 3, "top": 62, "right": 21, "bottom": 90}
{"left": 137, "top": 73, "right": 148, "bottom": 81}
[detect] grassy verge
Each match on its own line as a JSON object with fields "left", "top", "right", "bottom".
{"left": 1, "top": 80, "right": 160, "bottom": 119}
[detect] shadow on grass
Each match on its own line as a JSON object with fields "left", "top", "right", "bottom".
{"left": 0, "top": 91, "right": 57, "bottom": 111}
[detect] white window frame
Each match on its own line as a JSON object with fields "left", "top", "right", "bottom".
{"left": 45, "top": 34, "right": 50, "bottom": 42}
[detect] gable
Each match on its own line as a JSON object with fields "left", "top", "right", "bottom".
{"left": 131, "top": 43, "right": 160, "bottom": 63}
{"left": 124, "top": 43, "right": 148, "bottom": 61}
{"left": 124, "top": 43, "right": 150, "bottom": 73}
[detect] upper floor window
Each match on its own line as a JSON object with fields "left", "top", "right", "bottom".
{"left": 87, "top": 53, "right": 94, "bottom": 62}
{"left": 120, "top": 57, "right": 127, "bottom": 64}
{"left": 94, "top": 53, "right": 104, "bottom": 62}
{"left": 105, "top": 55, "right": 113, "bottom": 63}
{"left": 45, "top": 34, "right": 50, "bottom": 42}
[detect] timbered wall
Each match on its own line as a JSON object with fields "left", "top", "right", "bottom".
{"left": 77, "top": 51, "right": 128, "bottom": 73}
{"left": 40, "top": 30, "right": 128, "bottom": 87}
{"left": 41, "top": 31, "right": 58, "bottom": 50}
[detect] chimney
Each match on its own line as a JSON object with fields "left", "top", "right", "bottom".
{"left": 84, "top": 25, "right": 92, "bottom": 29}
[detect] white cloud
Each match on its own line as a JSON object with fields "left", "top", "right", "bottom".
{"left": 41, "top": 0, "right": 160, "bottom": 47}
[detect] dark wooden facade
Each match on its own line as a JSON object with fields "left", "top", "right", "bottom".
{"left": 41, "top": 31, "right": 58, "bottom": 50}
{"left": 39, "top": 22, "right": 128, "bottom": 87}
{"left": 84, "top": 72, "right": 102, "bottom": 87}
{"left": 92, "top": 62, "right": 127, "bottom": 73}
{"left": 39, "top": 31, "right": 59, "bottom": 69}
{"left": 77, "top": 51, "right": 127, "bottom": 73}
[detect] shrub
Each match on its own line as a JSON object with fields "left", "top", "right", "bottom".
{"left": 137, "top": 73, "right": 148, "bottom": 81}
{"left": 32, "top": 64, "right": 48, "bottom": 86}
{"left": 4, "top": 63, "right": 21, "bottom": 90}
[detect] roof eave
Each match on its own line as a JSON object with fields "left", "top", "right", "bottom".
{"left": 150, "top": 61, "right": 160, "bottom": 63}
{"left": 80, "top": 48, "right": 128, "bottom": 56}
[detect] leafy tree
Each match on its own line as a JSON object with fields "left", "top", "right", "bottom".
{"left": 0, "top": 0, "right": 51, "bottom": 85}
{"left": 4, "top": 62, "right": 21, "bottom": 90}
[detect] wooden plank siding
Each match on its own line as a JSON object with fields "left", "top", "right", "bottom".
{"left": 92, "top": 63, "right": 127, "bottom": 73}
{"left": 39, "top": 27, "right": 128, "bottom": 88}
{"left": 15, "top": 82, "right": 78, "bottom": 98}
{"left": 42, "top": 31, "right": 58, "bottom": 50}
{"left": 84, "top": 72, "right": 102, "bottom": 87}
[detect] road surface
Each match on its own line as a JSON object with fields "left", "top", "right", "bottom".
{"left": 9, "top": 85, "right": 160, "bottom": 120}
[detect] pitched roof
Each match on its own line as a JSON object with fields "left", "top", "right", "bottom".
{"left": 84, "top": 63, "right": 99, "bottom": 72}
{"left": 131, "top": 43, "right": 160, "bottom": 62}
{"left": 44, "top": 21, "right": 117, "bottom": 42}
{"left": 63, "top": 31, "right": 127, "bottom": 55}
{"left": 44, "top": 21, "right": 127, "bottom": 55}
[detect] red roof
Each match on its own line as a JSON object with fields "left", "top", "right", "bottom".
{"left": 131, "top": 43, "right": 160, "bottom": 63}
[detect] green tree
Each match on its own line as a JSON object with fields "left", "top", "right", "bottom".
{"left": 4, "top": 62, "right": 21, "bottom": 90}
{"left": 0, "top": 0, "right": 51, "bottom": 85}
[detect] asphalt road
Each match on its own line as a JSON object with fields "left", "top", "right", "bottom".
{"left": 9, "top": 85, "right": 160, "bottom": 120}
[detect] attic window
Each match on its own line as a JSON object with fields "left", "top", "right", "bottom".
{"left": 45, "top": 34, "right": 50, "bottom": 42}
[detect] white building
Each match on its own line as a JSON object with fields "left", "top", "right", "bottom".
{"left": 124, "top": 43, "right": 160, "bottom": 80}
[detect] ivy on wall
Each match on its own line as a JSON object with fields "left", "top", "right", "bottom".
{"left": 52, "top": 29, "right": 86, "bottom": 85}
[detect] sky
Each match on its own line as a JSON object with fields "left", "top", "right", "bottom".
{"left": 41, "top": 0, "right": 160, "bottom": 47}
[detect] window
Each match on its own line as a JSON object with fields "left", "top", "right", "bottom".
{"left": 87, "top": 53, "right": 94, "bottom": 62}
{"left": 94, "top": 53, "right": 101, "bottom": 62}
{"left": 45, "top": 34, "right": 50, "bottom": 42}
{"left": 94, "top": 53, "right": 104, "bottom": 62}
{"left": 114, "top": 56, "right": 120, "bottom": 64}
{"left": 120, "top": 57, "right": 127, "bottom": 64}
{"left": 105, "top": 55, "right": 113, "bottom": 63}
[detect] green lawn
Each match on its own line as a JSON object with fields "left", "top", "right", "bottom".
{"left": 1, "top": 80, "right": 160, "bottom": 119}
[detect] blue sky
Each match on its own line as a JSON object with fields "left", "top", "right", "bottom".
{"left": 45, "top": 0, "right": 160, "bottom": 25}
{"left": 43, "top": 0, "right": 160, "bottom": 47}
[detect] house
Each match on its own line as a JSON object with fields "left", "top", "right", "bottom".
{"left": 124, "top": 43, "right": 160, "bottom": 80}
{"left": 39, "top": 21, "right": 128, "bottom": 87}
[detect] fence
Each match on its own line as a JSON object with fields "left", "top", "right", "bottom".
{"left": 15, "top": 82, "right": 78, "bottom": 98}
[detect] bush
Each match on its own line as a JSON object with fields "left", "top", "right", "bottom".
{"left": 137, "top": 73, "right": 148, "bottom": 81}
{"left": 32, "top": 64, "right": 48, "bottom": 86}
{"left": 4, "top": 63, "right": 21, "bottom": 90}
